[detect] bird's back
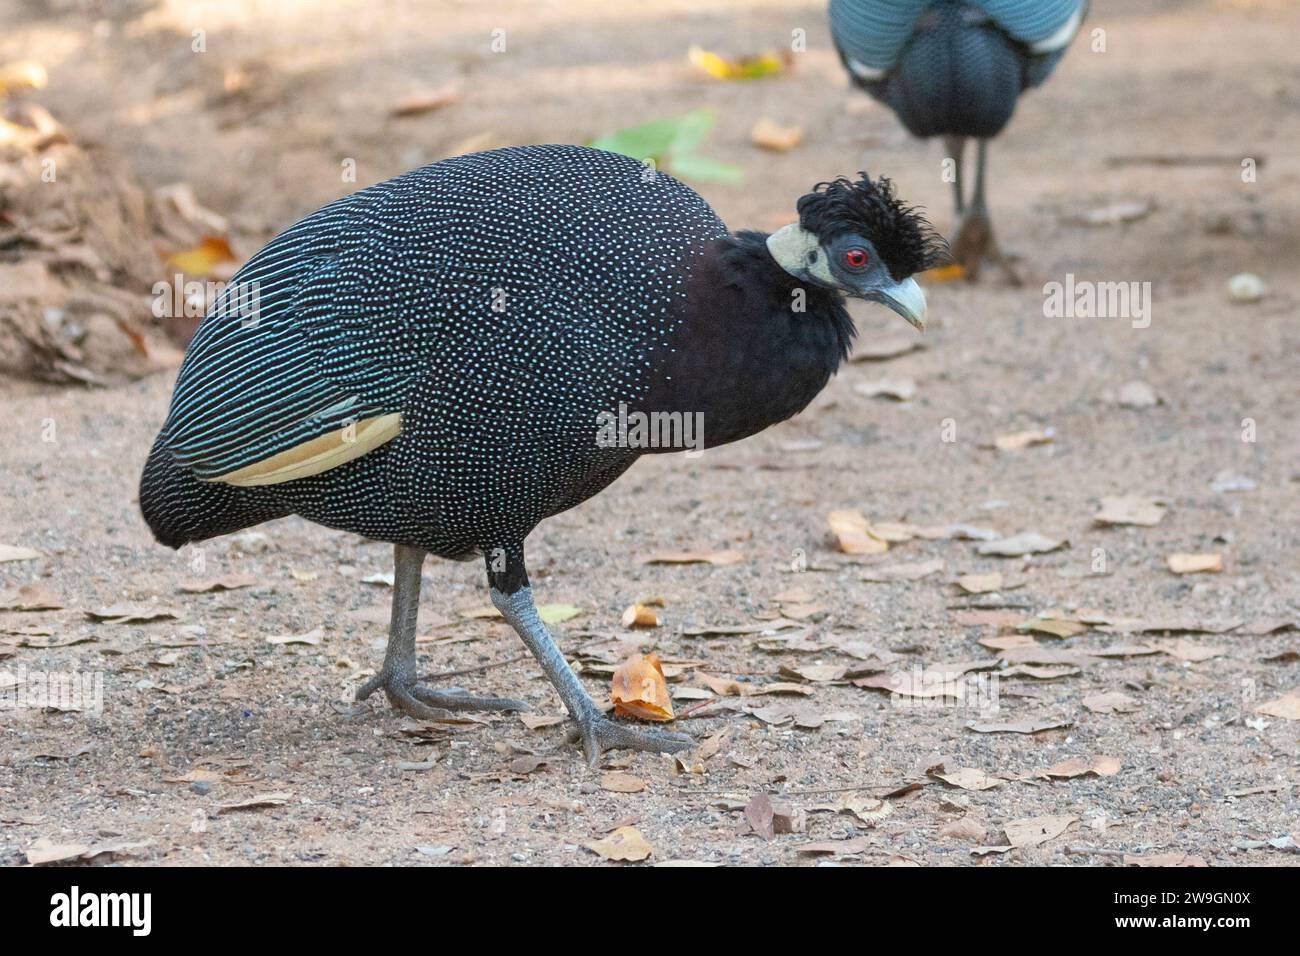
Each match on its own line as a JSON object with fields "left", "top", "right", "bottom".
{"left": 142, "top": 146, "right": 729, "bottom": 552}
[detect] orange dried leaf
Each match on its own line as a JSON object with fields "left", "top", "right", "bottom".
{"left": 925, "top": 263, "right": 966, "bottom": 283}
{"left": 611, "top": 653, "right": 674, "bottom": 722}
{"left": 1167, "top": 553, "right": 1223, "bottom": 574}
{"left": 164, "top": 235, "right": 237, "bottom": 276}
{"left": 750, "top": 117, "right": 803, "bottom": 152}
{"left": 621, "top": 603, "right": 661, "bottom": 629}
{"left": 827, "top": 509, "right": 888, "bottom": 555}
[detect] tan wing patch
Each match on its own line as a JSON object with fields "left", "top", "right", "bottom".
{"left": 207, "top": 412, "right": 402, "bottom": 487}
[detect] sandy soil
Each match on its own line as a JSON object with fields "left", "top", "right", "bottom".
{"left": 1, "top": 0, "right": 1297, "bottom": 866}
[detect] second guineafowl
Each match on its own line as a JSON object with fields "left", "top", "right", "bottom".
{"left": 140, "top": 144, "right": 943, "bottom": 764}
{"left": 830, "top": 0, "right": 1087, "bottom": 278}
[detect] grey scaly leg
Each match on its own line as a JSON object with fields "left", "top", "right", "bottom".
{"left": 491, "top": 584, "right": 693, "bottom": 766}
{"left": 953, "top": 139, "right": 1020, "bottom": 285}
{"left": 943, "top": 135, "right": 966, "bottom": 217}
{"left": 356, "top": 544, "right": 528, "bottom": 717}
{"left": 971, "top": 137, "right": 988, "bottom": 215}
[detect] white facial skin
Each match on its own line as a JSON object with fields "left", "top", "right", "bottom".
{"left": 766, "top": 224, "right": 927, "bottom": 331}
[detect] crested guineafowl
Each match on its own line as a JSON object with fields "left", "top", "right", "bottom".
{"left": 830, "top": 0, "right": 1087, "bottom": 278}
{"left": 140, "top": 145, "right": 943, "bottom": 764}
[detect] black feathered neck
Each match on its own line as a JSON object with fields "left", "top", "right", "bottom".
{"left": 716, "top": 230, "right": 857, "bottom": 365}
{"left": 797, "top": 174, "right": 948, "bottom": 281}
{"left": 636, "top": 232, "right": 857, "bottom": 451}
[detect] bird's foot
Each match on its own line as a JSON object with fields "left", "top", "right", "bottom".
{"left": 356, "top": 670, "right": 529, "bottom": 720}
{"left": 566, "top": 712, "right": 694, "bottom": 767}
{"left": 951, "top": 210, "right": 1022, "bottom": 286}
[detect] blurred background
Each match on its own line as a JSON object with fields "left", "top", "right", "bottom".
{"left": 2, "top": 0, "right": 1296, "bottom": 382}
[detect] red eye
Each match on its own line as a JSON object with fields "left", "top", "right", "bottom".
{"left": 844, "top": 248, "right": 869, "bottom": 269}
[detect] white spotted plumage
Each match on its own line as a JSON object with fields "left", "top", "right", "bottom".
{"left": 140, "top": 145, "right": 728, "bottom": 555}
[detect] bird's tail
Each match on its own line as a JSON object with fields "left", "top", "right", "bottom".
{"left": 139, "top": 432, "right": 289, "bottom": 548}
{"left": 888, "top": 4, "right": 1024, "bottom": 139}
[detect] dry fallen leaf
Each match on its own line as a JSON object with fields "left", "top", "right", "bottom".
{"left": 267, "top": 627, "right": 323, "bottom": 646}
{"left": 939, "top": 817, "right": 987, "bottom": 842}
{"left": 780, "top": 663, "right": 846, "bottom": 683}
{"left": 931, "top": 767, "right": 1003, "bottom": 791}
{"left": 925, "top": 262, "right": 966, "bottom": 283}
{"left": 86, "top": 604, "right": 182, "bottom": 624}
{"left": 1016, "top": 616, "right": 1087, "bottom": 639}
{"left": 1042, "top": 756, "right": 1122, "bottom": 779}
{"left": 1095, "top": 496, "right": 1168, "bottom": 527}
{"left": 860, "top": 558, "right": 944, "bottom": 582}
{"left": 1003, "top": 663, "right": 1081, "bottom": 680}
{"left": 508, "top": 756, "right": 549, "bottom": 776}
{"left": 611, "top": 653, "right": 674, "bottom": 722}
{"left": 687, "top": 45, "right": 789, "bottom": 81}
{"left": 621, "top": 603, "right": 661, "bottom": 629}
{"left": 994, "top": 428, "right": 1054, "bottom": 452}
{"left": 1117, "top": 380, "right": 1160, "bottom": 409}
{"left": 519, "top": 713, "right": 566, "bottom": 730}
{"left": 806, "top": 795, "right": 891, "bottom": 825}
{"left": 0, "top": 60, "right": 48, "bottom": 95}
{"left": 25, "top": 837, "right": 150, "bottom": 865}
{"left": 584, "top": 825, "right": 653, "bottom": 862}
{"left": 216, "top": 791, "right": 292, "bottom": 814}
{"left": 1153, "top": 638, "right": 1224, "bottom": 662}
{"left": 696, "top": 672, "right": 748, "bottom": 696}
{"left": 1082, "top": 691, "right": 1140, "bottom": 714}
{"left": 642, "top": 549, "right": 743, "bottom": 566}
{"left": 827, "top": 509, "right": 888, "bottom": 555}
{"left": 600, "top": 772, "right": 647, "bottom": 793}
{"left": 1124, "top": 852, "right": 1208, "bottom": 867}
{"left": 0, "top": 584, "right": 62, "bottom": 610}
{"left": 745, "top": 794, "right": 775, "bottom": 839}
{"left": 1255, "top": 692, "right": 1300, "bottom": 721}
{"left": 390, "top": 83, "right": 460, "bottom": 117}
{"left": 977, "top": 533, "right": 1066, "bottom": 557}
{"left": 1004, "top": 815, "right": 1076, "bottom": 848}
{"left": 1167, "top": 553, "right": 1223, "bottom": 574}
{"left": 966, "top": 716, "right": 1072, "bottom": 734}
{"left": 164, "top": 235, "right": 238, "bottom": 276}
{"left": 750, "top": 117, "right": 803, "bottom": 152}
{"left": 795, "top": 837, "right": 875, "bottom": 856}
{"left": 179, "top": 574, "right": 258, "bottom": 593}
{"left": 0, "top": 545, "right": 41, "bottom": 563}
{"left": 956, "top": 572, "right": 1003, "bottom": 594}
{"left": 854, "top": 378, "right": 916, "bottom": 401}
{"left": 1071, "top": 199, "right": 1154, "bottom": 226}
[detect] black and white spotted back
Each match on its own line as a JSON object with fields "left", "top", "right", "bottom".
{"left": 140, "top": 145, "right": 729, "bottom": 553}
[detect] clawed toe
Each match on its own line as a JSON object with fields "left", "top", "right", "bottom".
{"left": 356, "top": 671, "right": 528, "bottom": 718}
{"left": 571, "top": 714, "right": 694, "bottom": 767}
{"left": 409, "top": 685, "right": 529, "bottom": 712}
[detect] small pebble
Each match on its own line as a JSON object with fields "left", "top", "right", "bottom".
{"left": 1227, "top": 272, "right": 1267, "bottom": 303}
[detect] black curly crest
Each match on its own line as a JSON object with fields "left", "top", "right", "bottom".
{"left": 797, "top": 174, "right": 949, "bottom": 281}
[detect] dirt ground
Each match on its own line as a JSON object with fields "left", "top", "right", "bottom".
{"left": 1, "top": 0, "right": 1297, "bottom": 867}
